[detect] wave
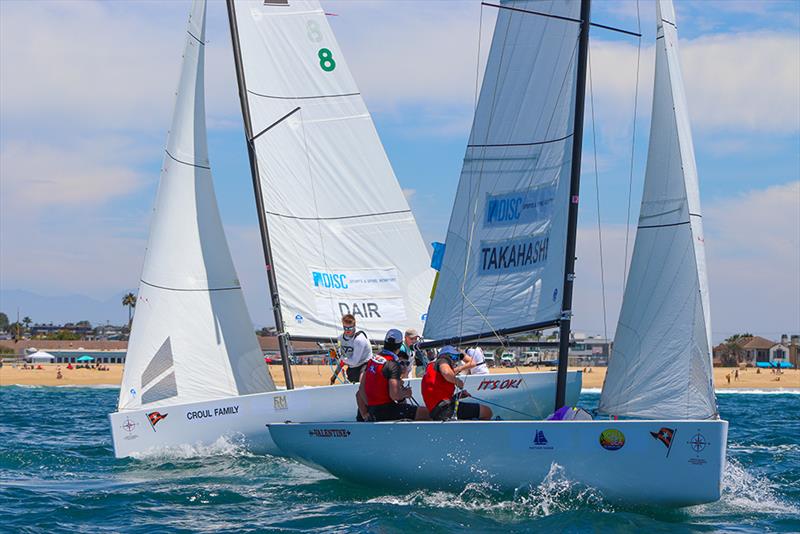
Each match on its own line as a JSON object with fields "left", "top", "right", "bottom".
{"left": 716, "top": 388, "right": 800, "bottom": 395}
{"left": 128, "top": 434, "right": 255, "bottom": 462}
{"left": 693, "top": 457, "right": 800, "bottom": 516}
{"left": 365, "top": 463, "right": 613, "bottom": 517}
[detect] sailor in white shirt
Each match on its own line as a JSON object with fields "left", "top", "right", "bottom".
{"left": 465, "top": 347, "right": 490, "bottom": 375}
{"left": 330, "top": 314, "right": 373, "bottom": 384}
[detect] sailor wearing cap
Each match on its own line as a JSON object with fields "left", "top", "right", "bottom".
{"left": 356, "top": 329, "right": 430, "bottom": 422}
{"left": 399, "top": 328, "right": 426, "bottom": 378}
{"left": 421, "top": 345, "right": 493, "bottom": 421}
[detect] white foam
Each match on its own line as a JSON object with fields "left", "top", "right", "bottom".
{"left": 129, "top": 434, "right": 253, "bottom": 462}
{"left": 581, "top": 387, "right": 800, "bottom": 395}
{"left": 716, "top": 388, "right": 800, "bottom": 395}
{"left": 689, "top": 458, "right": 799, "bottom": 517}
{"left": 364, "top": 462, "right": 612, "bottom": 517}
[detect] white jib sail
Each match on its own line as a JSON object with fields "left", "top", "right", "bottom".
{"left": 118, "top": 0, "right": 275, "bottom": 412}
{"left": 423, "top": 0, "right": 582, "bottom": 341}
{"left": 599, "top": 0, "right": 716, "bottom": 420}
{"left": 231, "top": 0, "right": 434, "bottom": 340}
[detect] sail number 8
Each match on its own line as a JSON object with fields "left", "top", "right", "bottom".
{"left": 318, "top": 48, "right": 336, "bottom": 72}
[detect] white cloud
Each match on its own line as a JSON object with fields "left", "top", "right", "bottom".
{"left": 0, "top": 0, "right": 238, "bottom": 134}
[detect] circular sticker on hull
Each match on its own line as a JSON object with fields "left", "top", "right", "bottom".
{"left": 599, "top": 428, "right": 625, "bottom": 451}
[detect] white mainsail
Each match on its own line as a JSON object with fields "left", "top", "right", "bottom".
{"left": 423, "top": 0, "right": 582, "bottom": 341}
{"left": 599, "top": 0, "right": 716, "bottom": 420}
{"left": 118, "top": 0, "right": 275, "bottom": 411}
{"left": 230, "top": 0, "right": 434, "bottom": 340}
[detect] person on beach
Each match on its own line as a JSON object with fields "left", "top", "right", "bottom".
{"left": 329, "top": 314, "right": 371, "bottom": 385}
{"left": 356, "top": 329, "right": 429, "bottom": 422}
{"left": 421, "top": 346, "right": 492, "bottom": 421}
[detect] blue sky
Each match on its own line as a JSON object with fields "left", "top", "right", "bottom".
{"left": 1, "top": 0, "right": 798, "bottom": 343}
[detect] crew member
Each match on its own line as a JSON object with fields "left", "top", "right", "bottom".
{"left": 399, "top": 328, "right": 427, "bottom": 378}
{"left": 421, "top": 345, "right": 492, "bottom": 421}
{"left": 465, "top": 346, "right": 490, "bottom": 375}
{"left": 356, "top": 329, "right": 429, "bottom": 422}
{"left": 330, "top": 314, "right": 371, "bottom": 384}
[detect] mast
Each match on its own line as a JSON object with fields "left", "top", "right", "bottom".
{"left": 555, "top": 0, "right": 591, "bottom": 409}
{"left": 226, "top": 0, "right": 294, "bottom": 389}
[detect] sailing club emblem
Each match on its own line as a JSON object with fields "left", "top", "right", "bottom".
{"left": 530, "top": 429, "right": 553, "bottom": 450}
{"left": 650, "top": 427, "right": 676, "bottom": 457}
{"left": 146, "top": 411, "right": 168, "bottom": 431}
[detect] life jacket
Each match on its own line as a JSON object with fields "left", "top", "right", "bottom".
{"left": 363, "top": 350, "right": 396, "bottom": 406}
{"left": 421, "top": 358, "right": 456, "bottom": 412}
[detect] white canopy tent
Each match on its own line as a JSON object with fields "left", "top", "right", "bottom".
{"left": 26, "top": 351, "right": 56, "bottom": 363}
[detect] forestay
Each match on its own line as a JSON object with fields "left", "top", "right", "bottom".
{"left": 118, "top": 0, "right": 275, "bottom": 411}
{"left": 599, "top": 0, "right": 716, "bottom": 420}
{"left": 231, "top": 0, "right": 434, "bottom": 340}
{"left": 423, "top": 0, "right": 582, "bottom": 341}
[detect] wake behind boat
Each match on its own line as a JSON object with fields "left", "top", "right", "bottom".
{"left": 267, "top": 0, "right": 728, "bottom": 507}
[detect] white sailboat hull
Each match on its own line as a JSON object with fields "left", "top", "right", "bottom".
{"left": 109, "top": 371, "right": 581, "bottom": 458}
{"left": 268, "top": 418, "right": 728, "bottom": 507}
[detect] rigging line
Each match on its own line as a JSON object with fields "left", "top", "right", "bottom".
{"left": 251, "top": 106, "right": 301, "bottom": 143}
{"left": 588, "top": 49, "right": 609, "bottom": 342}
{"left": 622, "top": 0, "right": 642, "bottom": 296}
{"left": 264, "top": 208, "right": 411, "bottom": 221}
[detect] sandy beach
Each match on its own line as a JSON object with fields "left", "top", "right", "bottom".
{"left": 1, "top": 362, "right": 797, "bottom": 390}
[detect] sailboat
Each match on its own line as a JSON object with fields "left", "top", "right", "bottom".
{"left": 267, "top": 0, "right": 728, "bottom": 507}
{"left": 109, "top": 0, "right": 580, "bottom": 458}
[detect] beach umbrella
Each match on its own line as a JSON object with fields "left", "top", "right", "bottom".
{"left": 76, "top": 355, "right": 94, "bottom": 362}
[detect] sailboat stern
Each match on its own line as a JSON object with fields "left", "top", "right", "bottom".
{"left": 268, "top": 419, "right": 729, "bottom": 507}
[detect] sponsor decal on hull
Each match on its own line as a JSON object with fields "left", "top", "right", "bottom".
{"left": 274, "top": 395, "right": 288, "bottom": 411}
{"left": 599, "top": 428, "right": 625, "bottom": 451}
{"left": 529, "top": 430, "right": 553, "bottom": 450}
{"left": 308, "top": 428, "right": 351, "bottom": 438}
{"left": 476, "top": 378, "right": 524, "bottom": 391}
{"left": 186, "top": 405, "right": 240, "bottom": 421}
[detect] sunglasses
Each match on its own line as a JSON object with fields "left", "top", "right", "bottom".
{"left": 343, "top": 325, "right": 355, "bottom": 331}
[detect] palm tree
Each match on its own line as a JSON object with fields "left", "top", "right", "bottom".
{"left": 22, "top": 316, "right": 31, "bottom": 333}
{"left": 721, "top": 333, "right": 751, "bottom": 366}
{"left": 122, "top": 292, "right": 137, "bottom": 327}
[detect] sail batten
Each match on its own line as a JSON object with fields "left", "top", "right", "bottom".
{"left": 231, "top": 0, "right": 434, "bottom": 340}
{"left": 599, "top": 0, "right": 716, "bottom": 420}
{"left": 118, "top": 0, "right": 275, "bottom": 412}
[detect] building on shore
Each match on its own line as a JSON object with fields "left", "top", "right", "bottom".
{"left": 712, "top": 334, "right": 799, "bottom": 368}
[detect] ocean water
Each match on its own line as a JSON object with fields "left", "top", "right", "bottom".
{"left": 1, "top": 387, "right": 798, "bottom": 533}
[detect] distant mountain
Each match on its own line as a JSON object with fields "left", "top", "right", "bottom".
{"left": 0, "top": 289, "right": 130, "bottom": 326}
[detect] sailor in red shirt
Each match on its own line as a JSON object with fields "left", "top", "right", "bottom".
{"left": 421, "top": 346, "right": 492, "bottom": 421}
{"left": 356, "top": 329, "right": 430, "bottom": 422}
